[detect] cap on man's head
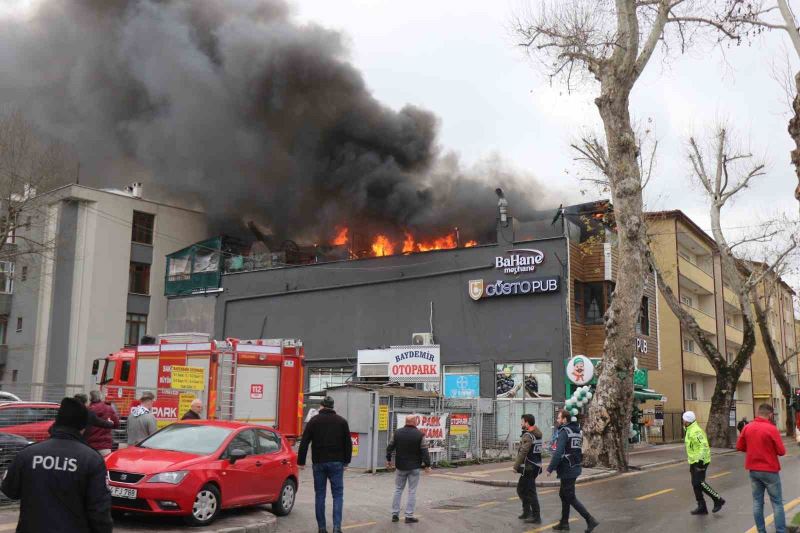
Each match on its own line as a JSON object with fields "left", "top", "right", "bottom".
{"left": 321, "top": 396, "right": 334, "bottom": 409}
{"left": 682, "top": 411, "right": 696, "bottom": 423}
{"left": 55, "top": 397, "right": 89, "bottom": 431}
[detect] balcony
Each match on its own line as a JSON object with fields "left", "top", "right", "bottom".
{"left": 678, "top": 256, "right": 714, "bottom": 294}
{"left": 683, "top": 304, "right": 717, "bottom": 334}
{"left": 725, "top": 324, "right": 743, "bottom": 346}
{"left": 683, "top": 351, "right": 715, "bottom": 376}
{"left": 723, "top": 286, "right": 740, "bottom": 309}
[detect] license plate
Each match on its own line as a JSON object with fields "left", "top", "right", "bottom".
{"left": 110, "top": 486, "right": 137, "bottom": 499}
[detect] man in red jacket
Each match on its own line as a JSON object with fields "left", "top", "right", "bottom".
{"left": 84, "top": 391, "right": 119, "bottom": 456}
{"left": 736, "top": 403, "right": 786, "bottom": 533}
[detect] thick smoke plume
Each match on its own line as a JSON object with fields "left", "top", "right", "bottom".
{"left": 0, "top": 0, "right": 557, "bottom": 244}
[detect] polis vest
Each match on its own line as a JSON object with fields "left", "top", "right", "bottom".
{"left": 524, "top": 432, "right": 543, "bottom": 467}
{"left": 561, "top": 425, "right": 583, "bottom": 467}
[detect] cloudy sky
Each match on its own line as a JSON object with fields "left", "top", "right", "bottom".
{"left": 298, "top": 0, "right": 799, "bottom": 245}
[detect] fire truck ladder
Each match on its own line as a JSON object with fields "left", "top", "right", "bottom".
{"left": 217, "top": 347, "right": 238, "bottom": 421}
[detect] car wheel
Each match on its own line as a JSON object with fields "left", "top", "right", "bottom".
{"left": 183, "top": 484, "right": 220, "bottom": 527}
{"left": 271, "top": 478, "right": 296, "bottom": 516}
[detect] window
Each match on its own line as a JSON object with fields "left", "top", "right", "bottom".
{"left": 226, "top": 429, "right": 257, "bottom": 457}
{"left": 680, "top": 294, "right": 693, "bottom": 307}
{"left": 129, "top": 262, "right": 151, "bottom": 295}
{"left": 15, "top": 317, "right": 22, "bottom": 332}
{"left": 636, "top": 297, "right": 650, "bottom": 336}
{"left": 120, "top": 361, "right": 132, "bottom": 382}
{"left": 20, "top": 266, "right": 26, "bottom": 282}
{"left": 496, "top": 362, "right": 552, "bottom": 399}
{"left": 0, "top": 317, "right": 6, "bottom": 344}
{"left": 131, "top": 211, "right": 155, "bottom": 245}
{"left": 443, "top": 365, "right": 481, "bottom": 399}
{"left": 683, "top": 338, "right": 695, "bottom": 353}
{"left": 574, "top": 282, "right": 612, "bottom": 325}
{"left": 0, "top": 262, "right": 13, "bottom": 294}
{"left": 125, "top": 314, "right": 147, "bottom": 346}
{"left": 308, "top": 367, "right": 352, "bottom": 393}
{"left": 685, "top": 382, "right": 698, "bottom": 401}
{"left": 256, "top": 430, "right": 282, "bottom": 454}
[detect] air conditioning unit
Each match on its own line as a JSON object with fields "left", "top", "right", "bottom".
{"left": 412, "top": 333, "right": 433, "bottom": 345}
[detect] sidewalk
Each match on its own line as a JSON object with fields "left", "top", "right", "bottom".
{"left": 432, "top": 442, "right": 738, "bottom": 488}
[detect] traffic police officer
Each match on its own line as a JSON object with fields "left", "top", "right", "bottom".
{"left": 547, "top": 409, "right": 599, "bottom": 532}
{"left": 1, "top": 396, "right": 113, "bottom": 533}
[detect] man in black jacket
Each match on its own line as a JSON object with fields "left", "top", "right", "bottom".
{"left": 386, "top": 415, "right": 431, "bottom": 524}
{"left": 1, "top": 397, "right": 112, "bottom": 533}
{"left": 298, "top": 396, "right": 352, "bottom": 533}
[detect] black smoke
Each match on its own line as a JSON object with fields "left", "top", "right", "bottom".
{"left": 0, "top": 0, "right": 558, "bottom": 244}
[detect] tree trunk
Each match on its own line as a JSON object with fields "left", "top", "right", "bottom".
{"left": 582, "top": 85, "right": 645, "bottom": 471}
{"left": 753, "top": 299, "right": 795, "bottom": 437}
{"left": 706, "top": 368, "right": 736, "bottom": 448}
{"left": 790, "top": 72, "right": 800, "bottom": 213}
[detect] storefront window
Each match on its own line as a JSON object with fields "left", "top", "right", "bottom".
{"left": 495, "top": 362, "right": 552, "bottom": 399}
{"left": 308, "top": 367, "right": 353, "bottom": 393}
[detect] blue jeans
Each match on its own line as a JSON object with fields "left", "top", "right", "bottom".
{"left": 312, "top": 462, "right": 345, "bottom": 530}
{"left": 750, "top": 471, "right": 785, "bottom": 533}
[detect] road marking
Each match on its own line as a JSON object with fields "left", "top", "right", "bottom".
{"left": 342, "top": 521, "right": 378, "bottom": 530}
{"left": 477, "top": 500, "right": 500, "bottom": 508}
{"left": 629, "top": 444, "right": 684, "bottom": 455}
{"left": 526, "top": 518, "right": 578, "bottom": 532}
{"left": 744, "top": 496, "right": 800, "bottom": 533}
{"left": 634, "top": 488, "right": 674, "bottom": 501}
{"left": 708, "top": 471, "right": 731, "bottom": 479}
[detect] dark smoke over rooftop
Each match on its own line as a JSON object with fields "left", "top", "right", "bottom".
{"left": 0, "top": 0, "right": 560, "bottom": 243}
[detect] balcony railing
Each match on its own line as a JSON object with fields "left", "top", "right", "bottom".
{"left": 678, "top": 256, "right": 714, "bottom": 293}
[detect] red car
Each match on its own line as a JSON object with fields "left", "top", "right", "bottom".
{"left": 0, "top": 402, "right": 59, "bottom": 442}
{"left": 105, "top": 420, "right": 299, "bottom": 526}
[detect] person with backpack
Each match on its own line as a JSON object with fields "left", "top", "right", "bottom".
{"left": 514, "top": 413, "right": 543, "bottom": 524}
{"left": 546, "top": 409, "right": 599, "bottom": 532}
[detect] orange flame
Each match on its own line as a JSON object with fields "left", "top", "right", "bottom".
{"left": 332, "top": 227, "right": 349, "bottom": 245}
{"left": 464, "top": 240, "right": 477, "bottom": 248}
{"left": 402, "top": 232, "right": 415, "bottom": 253}
{"left": 416, "top": 234, "right": 457, "bottom": 252}
{"left": 371, "top": 235, "right": 394, "bottom": 256}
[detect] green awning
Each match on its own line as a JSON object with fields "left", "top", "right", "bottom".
{"left": 634, "top": 388, "right": 663, "bottom": 402}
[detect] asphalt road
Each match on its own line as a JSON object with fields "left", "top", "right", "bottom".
{"left": 0, "top": 445, "right": 796, "bottom": 532}
{"left": 279, "top": 445, "right": 800, "bottom": 533}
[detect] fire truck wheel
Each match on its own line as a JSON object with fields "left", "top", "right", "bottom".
{"left": 271, "top": 478, "right": 296, "bottom": 516}
{"left": 184, "top": 484, "right": 221, "bottom": 526}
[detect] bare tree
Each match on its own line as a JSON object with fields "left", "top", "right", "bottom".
{"left": 722, "top": 0, "right": 800, "bottom": 214}
{"left": 648, "top": 126, "right": 797, "bottom": 447}
{"left": 513, "top": 0, "right": 749, "bottom": 469}
{"left": 0, "top": 109, "right": 70, "bottom": 281}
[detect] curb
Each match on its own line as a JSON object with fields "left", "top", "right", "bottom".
{"left": 470, "top": 470, "right": 618, "bottom": 488}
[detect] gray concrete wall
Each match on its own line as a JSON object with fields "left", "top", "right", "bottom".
{"left": 166, "top": 295, "right": 218, "bottom": 334}
{"left": 216, "top": 237, "right": 570, "bottom": 400}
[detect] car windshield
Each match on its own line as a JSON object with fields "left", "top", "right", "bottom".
{"left": 138, "top": 424, "right": 232, "bottom": 455}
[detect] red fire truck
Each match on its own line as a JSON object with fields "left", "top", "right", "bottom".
{"left": 92, "top": 334, "right": 304, "bottom": 439}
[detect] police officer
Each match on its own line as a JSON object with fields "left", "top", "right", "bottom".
{"left": 1, "top": 397, "right": 113, "bottom": 533}
{"left": 514, "top": 414, "right": 543, "bottom": 524}
{"left": 546, "top": 409, "right": 599, "bottom": 532}
{"left": 683, "top": 411, "right": 725, "bottom": 515}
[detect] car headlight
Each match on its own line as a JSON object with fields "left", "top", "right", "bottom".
{"left": 148, "top": 471, "right": 189, "bottom": 484}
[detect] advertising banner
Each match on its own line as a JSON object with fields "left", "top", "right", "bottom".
{"left": 378, "top": 405, "right": 389, "bottom": 431}
{"left": 358, "top": 346, "right": 440, "bottom": 383}
{"left": 450, "top": 413, "right": 470, "bottom": 436}
{"left": 444, "top": 374, "right": 479, "bottom": 399}
{"left": 396, "top": 413, "right": 448, "bottom": 452}
{"left": 351, "top": 433, "right": 360, "bottom": 457}
{"left": 154, "top": 353, "right": 186, "bottom": 424}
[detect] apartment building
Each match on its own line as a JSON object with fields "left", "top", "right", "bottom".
{"left": 0, "top": 184, "right": 208, "bottom": 389}
{"left": 647, "top": 210, "right": 798, "bottom": 432}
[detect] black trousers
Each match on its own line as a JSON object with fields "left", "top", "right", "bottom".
{"left": 689, "top": 463, "right": 722, "bottom": 506}
{"left": 559, "top": 477, "right": 593, "bottom": 524}
{"left": 516, "top": 467, "right": 540, "bottom": 517}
